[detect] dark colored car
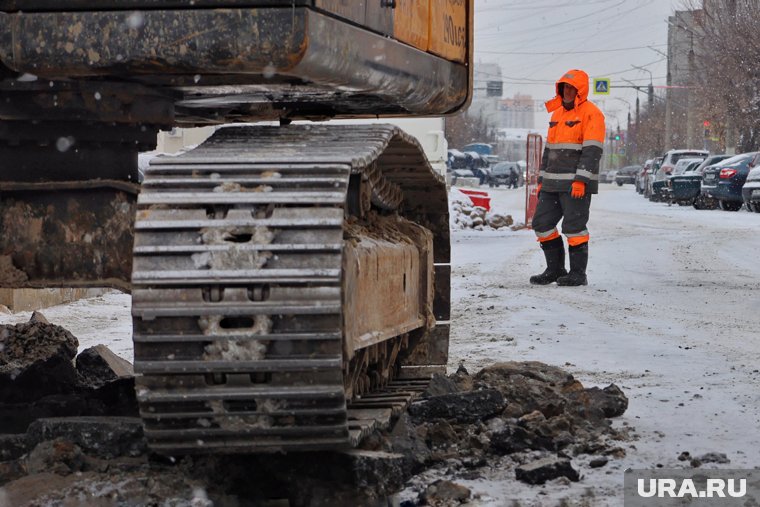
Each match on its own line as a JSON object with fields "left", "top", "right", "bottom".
{"left": 447, "top": 149, "right": 468, "bottom": 171}
{"left": 667, "top": 154, "right": 732, "bottom": 207}
{"left": 488, "top": 161, "right": 521, "bottom": 188}
{"left": 463, "top": 151, "right": 490, "bottom": 184}
{"left": 651, "top": 179, "right": 669, "bottom": 202}
{"left": 649, "top": 150, "right": 708, "bottom": 202}
{"left": 450, "top": 168, "right": 476, "bottom": 185}
{"left": 701, "top": 152, "right": 760, "bottom": 211}
{"left": 615, "top": 165, "right": 641, "bottom": 186}
{"left": 665, "top": 160, "right": 701, "bottom": 204}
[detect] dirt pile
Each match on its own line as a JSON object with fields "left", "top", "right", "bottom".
{"left": 0, "top": 318, "right": 79, "bottom": 402}
{"left": 384, "top": 362, "right": 631, "bottom": 505}
{"left": 0, "top": 314, "right": 138, "bottom": 433}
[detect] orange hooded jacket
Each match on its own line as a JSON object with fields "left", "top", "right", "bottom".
{"left": 539, "top": 69, "right": 606, "bottom": 194}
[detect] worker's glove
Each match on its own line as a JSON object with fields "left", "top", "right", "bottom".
{"left": 571, "top": 181, "right": 586, "bottom": 199}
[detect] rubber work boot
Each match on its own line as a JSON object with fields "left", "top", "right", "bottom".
{"left": 530, "top": 237, "right": 567, "bottom": 285}
{"left": 557, "top": 243, "right": 588, "bottom": 286}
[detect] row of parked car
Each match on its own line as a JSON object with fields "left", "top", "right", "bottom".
{"left": 447, "top": 149, "right": 525, "bottom": 188}
{"left": 621, "top": 149, "right": 760, "bottom": 212}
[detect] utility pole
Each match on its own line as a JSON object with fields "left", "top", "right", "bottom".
{"left": 664, "top": 39, "right": 673, "bottom": 151}
{"left": 667, "top": 13, "right": 701, "bottom": 150}
{"left": 685, "top": 29, "right": 696, "bottom": 148}
{"left": 608, "top": 131, "right": 614, "bottom": 170}
{"left": 627, "top": 110, "right": 632, "bottom": 164}
{"left": 635, "top": 95, "right": 640, "bottom": 160}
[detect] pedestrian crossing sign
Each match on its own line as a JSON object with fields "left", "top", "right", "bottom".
{"left": 593, "top": 78, "right": 610, "bottom": 95}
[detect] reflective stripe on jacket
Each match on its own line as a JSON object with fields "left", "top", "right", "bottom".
{"left": 539, "top": 69, "right": 605, "bottom": 194}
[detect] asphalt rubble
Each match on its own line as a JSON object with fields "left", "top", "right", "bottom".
{"left": 1, "top": 314, "right": 636, "bottom": 506}
{"left": 383, "top": 363, "right": 631, "bottom": 506}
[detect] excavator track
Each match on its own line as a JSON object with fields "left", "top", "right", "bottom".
{"left": 131, "top": 125, "right": 449, "bottom": 454}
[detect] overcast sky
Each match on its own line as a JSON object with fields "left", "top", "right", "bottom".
{"left": 474, "top": 0, "right": 686, "bottom": 130}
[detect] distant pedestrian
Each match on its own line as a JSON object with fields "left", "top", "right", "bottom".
{"left": 530, "top": 69, "right": 605, "bottom": 286}
{"left": 508, "top": 167, "right": 519, "bottom": 189}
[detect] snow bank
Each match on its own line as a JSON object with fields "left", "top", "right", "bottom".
{"left": 449, "top": 188, "right": 517, "bottom": 231}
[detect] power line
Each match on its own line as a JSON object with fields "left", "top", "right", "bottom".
{"left": 476, "top": 43, "right": 668, "bottom": 56}
{"left": 475, "top": 0, "right": 628, "bottom": 39}
{"left": 472, "top": 71, "right": 668, "bottom": 85}
{"left": 476, "top": 0, "right": 616, "bottom": 13}
{"left": 489, "top": 0, "right": 659, "bottom": 80}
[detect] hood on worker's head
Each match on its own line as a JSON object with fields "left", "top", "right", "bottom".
{"left": 544, "top": 69, "right": 590, "bottom": 113}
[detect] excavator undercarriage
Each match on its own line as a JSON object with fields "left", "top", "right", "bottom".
{"left": 0, "top": 1, "right": 470, "bottom": 454}
{"left": 131, "top": 125, "right": 450, "bottom": 453}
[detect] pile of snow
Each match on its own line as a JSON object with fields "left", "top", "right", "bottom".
{"left": 450, "top": 189, "right": 515, "bottom": 231}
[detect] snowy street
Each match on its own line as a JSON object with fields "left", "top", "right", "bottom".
{"left": 446, "top": 183, "right": 760, "bottom": 503}
{"left": 2, "top": 183, "right": 760, "bottom": 505}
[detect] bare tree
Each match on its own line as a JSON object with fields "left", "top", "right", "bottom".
{"left": 684, "top": 0, "right": 760, "bottom": 152}
{"left": 444, "top": 110, "right": 496, "bottom": 150}
{"left": 634, "top": 97, "right": 668, "bottom": 159}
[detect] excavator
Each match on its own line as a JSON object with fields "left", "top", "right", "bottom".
{"left": 0, "top": 1, "right": 472, "bottom": 454}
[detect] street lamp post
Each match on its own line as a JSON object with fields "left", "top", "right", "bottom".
{"left": 620, "top": 78, "right": 643, "bottom": 128}
{"left": 614, "top": 98, "right": 633, "bottom": 164}
{"left": 602, "top": 105, "right": 621, "bottom": 171}
{"left": 631, "top": 65, "right": 654, "bottom": 110}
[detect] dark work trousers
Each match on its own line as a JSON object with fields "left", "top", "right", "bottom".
{"left": 532, "top": 191, "right": 592, "bottom": 239}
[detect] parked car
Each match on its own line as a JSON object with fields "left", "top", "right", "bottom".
{"left": 649, "top": 150, "right": 708, "bottom": 202}
{"left": 644, "top": 157, "right": 664, "bottom": 199}
{"left": 650, "top": 179, "right": 669, "bottom": 202}
{"left": 672, "top": 156, "right": 706, "bottom": 175}
{"left": 488, "top": 161, "right": 521, "bottom": 188}
{"left": 658, "top": 149, "right": 710, "bottom": 176}
{"left": 693, "top": 154, "right": 732, "bottom": 176}
{"left": 666, "top": 160, "right": 701, "bottom": 205}
{"left": 615, "top": 165, "right": 641, "bottom": 186}
{"left": 663, "top": 154, "right": 731, "bottom": 209}
{"left": 742, "top": 165, "right": 760, "bottom": 212}
{"left": 484, "top": 154, "right": 499, "bottom": 166}
{"left": 636, "top": 159, "right": 653, "bottom": 194}
{"left": 463, "top": 151, "right": 490, "bottom": 184}
{"left": 701, "top": 152, "right": 760, "bottom": 211}
{"left": 661, "top": 157, "right": 704, "bottom": 203}
{"left": 450, "top": 168, "right": 476, "bottom": 185}
{"left": 605, "top": 170, "right": 618, "bottom": 183}
{"left": 447, "top": 149, "right": 468, "bottom": 171}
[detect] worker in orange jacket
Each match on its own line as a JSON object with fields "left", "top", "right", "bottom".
{"left": 530, "top": 69, "right": 605, "bottom": 286}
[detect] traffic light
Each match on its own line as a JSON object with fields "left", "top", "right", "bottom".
{"left": 614, "top": 134, "right": 621, "bottom": 141}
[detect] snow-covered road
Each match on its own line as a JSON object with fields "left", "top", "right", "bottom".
{"left": 448, "top": 183, "right": 760, "bottom": 504}
{"left": 2, "top": 182, "right": 759, "bottom": 505}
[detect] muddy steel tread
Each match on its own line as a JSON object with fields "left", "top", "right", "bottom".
{"left": 132, "top": 124, "right": 445, "bottom": 454}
